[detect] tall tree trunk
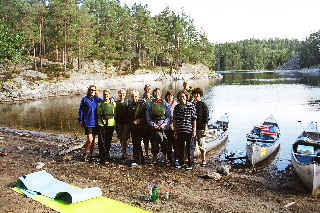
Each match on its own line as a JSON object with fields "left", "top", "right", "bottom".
{"left": 33, "top": 40, "right": 37, "bottom": 70}
{"left": 62, "top": 49, "right": 65, "bottom": 65}
{"left": 39, "top": 17, "right": 43, "bottom": 68}
{"left": 64, "top": 45, "right": 67, "bottom": 71}
{"left": 56, "top": 45, "right": 59, "bottom": 61}
{"left": 78, "top": 39, "right": 80, "bottom": 70}
{"left": 64, "top": 22, "right": 67, "bottom": 71}
{"left": 43, "top": 39, "right": 46, "bottom": 56}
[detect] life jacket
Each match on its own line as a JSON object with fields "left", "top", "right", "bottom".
{"left": 116, "top": 100, "right": 129, "bottom": 124}
{"left": 128, "top": 100, "right": 144, "bottom": 122}
{"left": 97, "top": 101, "right": 116, "bottom": 126}
{"left": 151, "top": 100, "right": 166, "bottom": 121}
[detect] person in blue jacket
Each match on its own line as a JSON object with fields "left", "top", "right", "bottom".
{"left": 78, "top": 85, "right": 102, "bottom": 162}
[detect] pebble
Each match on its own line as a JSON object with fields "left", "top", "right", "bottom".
{"left": 218, "top": 165, "right": 231, "bottom": 176}
{"left": 35, "top": 162, "right": 45, "bottom": 169}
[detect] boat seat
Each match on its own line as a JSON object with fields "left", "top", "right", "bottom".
{"left": 295, "top": 154, "right": 314, "bottom": 164}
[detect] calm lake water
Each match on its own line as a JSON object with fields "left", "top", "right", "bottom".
{"left": 1, "top": 71, "right": 320, "bottom": 170}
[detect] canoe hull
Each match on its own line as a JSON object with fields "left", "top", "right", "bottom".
{"left": 194, "top": 130, "right": 229, "bottom": 158}
{"left": 291, "top": 150, "right": 320, "bottom": 195}
{"left": 246, "top": 138, "right": 280, "bottom": 166}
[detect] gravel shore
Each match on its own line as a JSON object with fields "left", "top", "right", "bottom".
{"left": 1, "top": 127, "right": 320, "bottom": 213}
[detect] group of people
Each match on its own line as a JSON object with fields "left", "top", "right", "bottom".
{"left": 78, "top": 81, "right": 209, "bottom": 170}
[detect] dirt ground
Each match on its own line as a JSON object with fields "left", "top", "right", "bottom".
{"left": 0, "top": 129, "right": 319, "bottom": 213}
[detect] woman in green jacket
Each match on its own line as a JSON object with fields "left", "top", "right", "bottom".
{"left": 97, "top": 89, "right": 116, "bottom": 164}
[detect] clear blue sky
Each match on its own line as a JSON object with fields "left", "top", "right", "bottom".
{"left": 121, "top": 0, "right": 320, "bottom": 43}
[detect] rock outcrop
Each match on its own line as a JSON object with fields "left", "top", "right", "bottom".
{"left": 0, "top": 60, "right": 221, "bottom": 103}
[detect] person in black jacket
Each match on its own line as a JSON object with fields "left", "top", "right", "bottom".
{"left": 192, "top": 88, "right": 209, "bottom": 166}
{"left": 127, "top": 90, "right": 145, "bottom": 166}
{"left": 115, "top": 88, "right": 130, "bottom": 161}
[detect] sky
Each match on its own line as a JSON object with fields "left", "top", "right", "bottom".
{"left": 121, "top": 0, "right": 320, "bottom": 43}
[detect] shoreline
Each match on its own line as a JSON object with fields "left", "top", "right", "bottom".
{"left": 1, "top": 61, "right": 319, "bottom": 104}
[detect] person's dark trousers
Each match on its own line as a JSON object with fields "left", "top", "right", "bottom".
{"left": 142, "top": 125, "right": 152, "bottom": 155}
{"left": 176, "top": 132, "right": 194, "bottom": 166}
{"left": 165, "top": 129, "right": 176, "bottom": 165}
{"left": 151, "top": 129, "right": 167, "bottom": 158}
{"left": 186, "top": 135, "right": 196, "bottom": 166}
{"left": 98, "top": 126, "right": 106, "bottom": 162}
{"left": 131, "top": 124, "right": 144, "bottom": 164}
{"left": 98, "top": 126, "right": 114, "bottom": 162}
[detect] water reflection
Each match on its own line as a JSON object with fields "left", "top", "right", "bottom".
{"left": 298, "top": 75, "right": 320, "bottom": 86}
{"left": 220, "top": 71, "right": 297, "bottom": 85}
{"left": 0, "top": 98, "right": 80, "bottom": 133}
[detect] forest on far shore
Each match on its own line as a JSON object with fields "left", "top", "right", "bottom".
{"left": 0, "top": 0, "right": 320, "bottom": 73}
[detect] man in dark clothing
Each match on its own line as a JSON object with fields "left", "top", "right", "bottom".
{"left": 115, "top": 88, "right": 130, "bottom": 161}
{"left": 127, "top": 90, "right": 145, "bottom": 166}
{"left": 192, "top": 88, "right": 209, "bottom": 166}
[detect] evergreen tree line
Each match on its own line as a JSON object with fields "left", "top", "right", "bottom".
{"left": 0, "top": 0, "right": 214, "bottom": 71}
{"left": 215, "top": 39, "right": 301, "bottom": 71}
{"left": 0, "top": 0, "right": 319, "bottom": 72}
{"left": 299, "top": 31, "right": 320, "bottom": 68}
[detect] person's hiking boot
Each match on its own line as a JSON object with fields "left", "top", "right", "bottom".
{"left": 201, "top": 160, "right": 207, "bottom": 167}
{"left": 131, "top": 162, "right": 139, "bottom": 167}
{"left": 185, "top": 163, "right": 194, "bottom": 170}
{"left": 175, "top": 161, "right": 182, "bottom": 169}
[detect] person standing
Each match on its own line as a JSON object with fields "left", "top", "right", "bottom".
{"left": 97, "top": 89, "right": 116, "bottom": 164}
{"left": 142, "top": 84, "right": 153, "bottom": 99}
{"left": 78, "top": 85, "right": 102, "bottom": 162}
{"left": 146, "top": 88, "right": 171, "bottom": 163}
{"left": 141, "top": 84, "right": 154, "bottom": 158}
{"left": 182, "top": 80, "right": 194, "bottom": 102}
{"left": 173, "top": 90, "right": 197, "bottom": 170}
{"left": 192, "top": 88, "right": 209, "bottom": 166}
{"left": 115, "top": 88, "right": 130, "bottom": 161}
{"left": 127, "top": 90, "right": 145, "bottom": 166}
{"left": 164, "top": 91, "right": 177, "bottom": 166}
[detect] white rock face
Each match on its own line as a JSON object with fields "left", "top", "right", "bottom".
{"left": 0, "top": 62, "right": 221, "bottom": 103}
